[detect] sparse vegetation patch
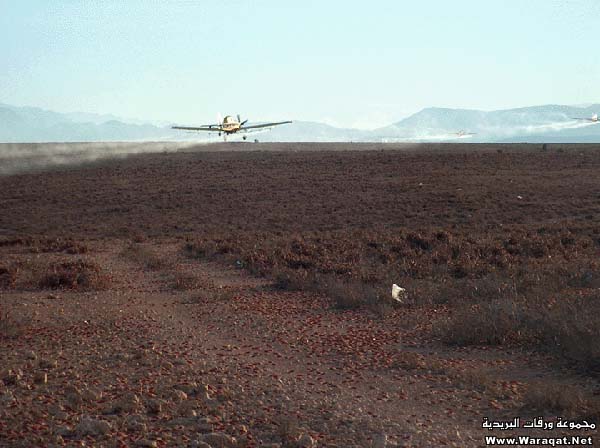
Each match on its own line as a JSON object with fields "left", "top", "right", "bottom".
{"left": 38, "top": 259, "right": 108, "bottom": 290}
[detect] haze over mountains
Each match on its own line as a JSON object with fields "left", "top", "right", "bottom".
{"left": 1, "top": 102, "right": 599, "bottom": 143}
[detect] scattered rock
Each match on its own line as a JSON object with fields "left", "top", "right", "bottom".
{"left": 104, "top": 392, "right": 141, "bottom": 414}
{"left": 176, "top": 397, "right": 198, "bottom": 415}
{"left": 197, "top": 417, "right": 214, "bottom": 433}
{"left": 166, "top": 417, "right": 198, "bottom": 427}
{"left": 373, "top": 433, "right": 388, "bottom": 448}
{"left": 145, "top": 398, "right": 164, "bottom": 415}
{"left": 56, "top": 426, "right": 75, "bottom": 438}
{"left": 65, "top": 385, "right": 83, "bottom": 408}
{"left": 1, "top": 390, "right": 16, "bottom": 404}
{"left": 126, "top": 414, "right": 147, "bottom": 433}
{"left": 33, "top": 371, "right": 48, "bottom": 384}
{"left": 296, "top": 434, "right": 315, "bottom": 448}
{"left": 48, "top": 404, "right": 67, "bottom": 420}
{"left": 134, "top": 439, "right": 158, "bottom": 447}
{"left": 170, "top": 388, "right": 188, "bottom": 402}
{"left": 199, "top": 390, "right": 217, "bottom": 407}
{"left": 174, "top": 382, "right": 198, "bottom": 396}
{"left": 200, "top": 432, "right": 237, "bottom": 448}
{"left": 81, "top": 387, "right": 101, "bottom": 402}
{"left": 189, "top": 441, "right": 212, "bottom": 448}
{"left": 75, "top": 416, "right": 112, "bottom": 437}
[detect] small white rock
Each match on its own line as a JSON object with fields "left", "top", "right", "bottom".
{"left": 391, "top": 284, "right": 406, "bottom": 302}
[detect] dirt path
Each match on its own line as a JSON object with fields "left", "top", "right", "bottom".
{"left": 1, "top": 240, "right": 597, "bottom": 447}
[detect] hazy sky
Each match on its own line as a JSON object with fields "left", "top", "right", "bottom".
{"left": 2, "top": 0, "right": 599, "bottom": 129}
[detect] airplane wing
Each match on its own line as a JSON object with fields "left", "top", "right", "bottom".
{"left": 240, "top": 121, "right": 292, "bottom": 131}
{"left": 171, "top": 125, "right": 222, "bottom": 132}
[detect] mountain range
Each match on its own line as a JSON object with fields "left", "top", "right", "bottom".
{"left": 1, "top": 102, "right": 599, "bottom": 143}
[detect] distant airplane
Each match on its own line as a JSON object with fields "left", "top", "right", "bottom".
{"left": 453, "top": 130, "right": 477, "bottom": 137}
{"left": 571, "top": 113, "right": 599, "bottom": 123}
{"left": 172, "top": 114, "right": 292, "bottom": 140}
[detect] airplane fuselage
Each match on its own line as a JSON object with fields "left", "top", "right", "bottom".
{"left": 221, "top": 116, "right": 241, "bottom": 133}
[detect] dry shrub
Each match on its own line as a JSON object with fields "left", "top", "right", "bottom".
{"left": 532, "top": 295, "right": 600, "bottom": 372}
{"left": 33, "top": 238, "right": 88, "bottom": 254}
{"left": 38, "top": 260, "right": 108, "bottom": 290}
{"left": 273, "top": 268, "right": 310, "bottom": 291}
{"left": 0, "top": 263, "right": 19, "bottom": 289}
{"left": 121, "top": 243, "right": 166, "bottom": 270}
{"left": 274, "top": 415, "right": 301, "bottom": 444}
{"left": 183, "top": 242, "right": 205, "bottom": 259}
{"left": 0, "top": 237, "right": 87, "bottom": 254}
{"left": 273, "top": 268, "right": 384, "bottom": 311}
{"left": 326, "top": 279, "right": 380, "bottom": 310}
{"left": 391, "top": 354, "right": 503, "bottom": 397}
{"left": 446, "top": 367, "right": 504, "bottom": 397}
{"left": 171, "top": 272, "right": 200, "bottom": 291}
{"left": 523, "top": 381, "right": 588, "bottom": 418}
{"left": 468, "top": 274, "right": 517, "bottom": 302}
{"left": 0, "top": 310, "right": 25, "bottom": 339}
{"left": 436, "top": 299, "right": 527, "bottom": 346}
{"left": 407, "top": 274, "right": 515, "bottom": 306}
{"left": 184, "top": 227, "right": 596, "bottom": 295}
{"left": 185, "top": 229, "right": 600, "bottom": 364}
{"left": 0, "top": 237, "right": 30, "bottom": 247}
{"left": 187, "top": 288, "right": 235, "bottom": 304}
{"left": 567, "top": 268, "right": 600, "bottom": 289}
{"left": 391, "top": 351, "right": 427, "bottom": 371}
{"left": 437, "top": 282, "right": 600, "bottom": 373}
{"left": 183, "top": 239, "right": 236, "bottom": 260}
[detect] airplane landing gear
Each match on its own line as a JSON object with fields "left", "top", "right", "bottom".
{"left": 243, "top": 135, "right": 247, "bottom": 140}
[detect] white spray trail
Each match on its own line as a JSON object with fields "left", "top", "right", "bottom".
{"left": 382, "top": 133, "right": 474, "bottom": 142}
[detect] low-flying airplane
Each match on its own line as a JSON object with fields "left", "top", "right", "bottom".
{"left": 571, "top": 113, "right": 599, "bottom": 123}
{"left": 172, "top": 114, "right": 292, "bottom": 140}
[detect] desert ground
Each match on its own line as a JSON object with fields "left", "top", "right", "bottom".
{"left": 1, "top": 142, "right": 599, "bottom": 447}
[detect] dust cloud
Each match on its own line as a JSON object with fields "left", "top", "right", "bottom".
{"left": 0, "top": 141, "right": 209, "bottom": 176}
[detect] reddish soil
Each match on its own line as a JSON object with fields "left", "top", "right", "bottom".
{"left": 1, "top": 143, "right": 599, "bottom": 447}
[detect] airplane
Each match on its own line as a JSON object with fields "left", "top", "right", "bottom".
{"left": 172, "top": 114, "right": 292, "bottom": 140}
{"left": 453, "top": 130, "right": 477, "bottom": 137}
{"left": 571, "top": 113, "right": 599, "bottom": 123}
